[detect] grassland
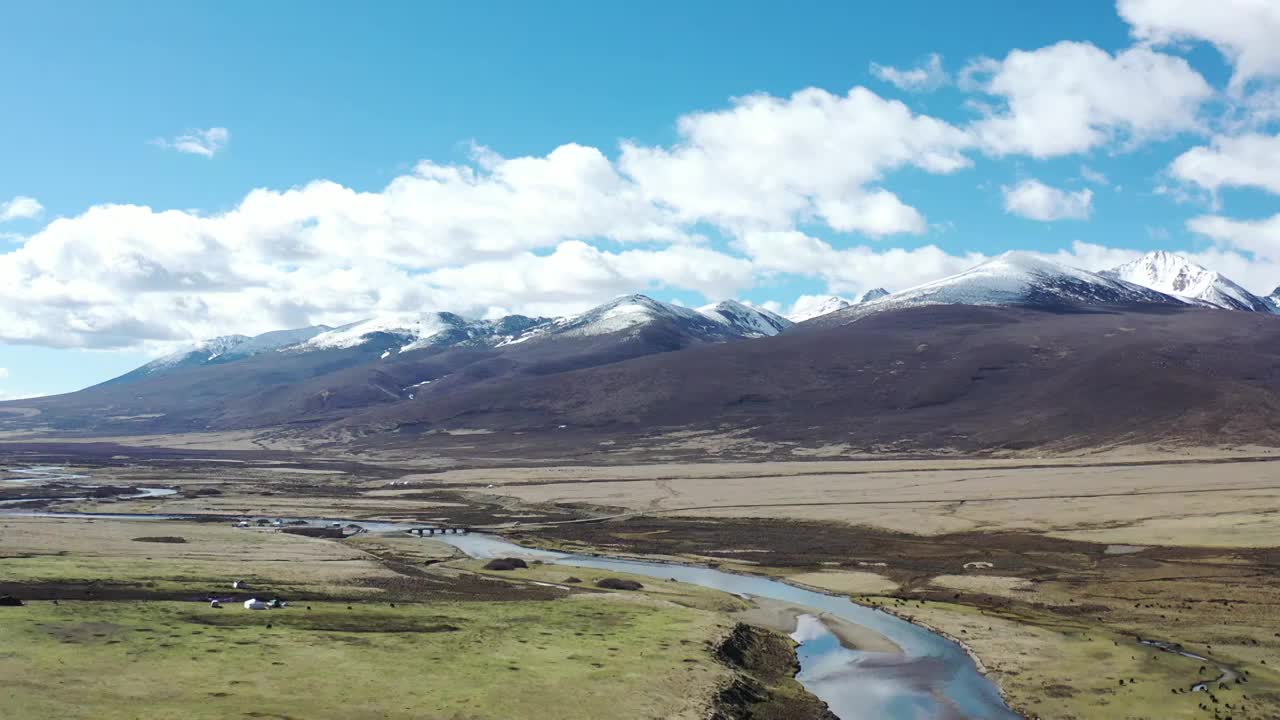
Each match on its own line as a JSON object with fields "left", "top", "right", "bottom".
{"left": 7, "top": 447, "right": 1280, "bottom": 719}
{"left": 0, "top": 513, "right": 825, "bottom": 719}
{"left": 1, "top": 597, "right": 729, "bottom": 720}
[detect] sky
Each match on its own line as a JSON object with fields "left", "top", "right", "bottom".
{"left": 2, "top": 0, "right": 1280, "bottom": 398}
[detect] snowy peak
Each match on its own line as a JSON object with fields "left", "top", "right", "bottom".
{"left": 697, "top": 300, "right": 793, "bottom": 337}
{"left": 230, "top": 326, "right": 331, "bottom": 355}
{"left": 1266, "top": 287, "right": 1280, "bottom": 314}
{"left": 113, "top": 326, "right": 332, "bottom": 384}
{"left": 301, "top": 312, "right": 552, "bottom": 354}
{"left": 144, "top": 335, "right": 251, "bottom": 373}
{"left": 822, "top": 252, "right": 1185, "bottom": 324}
{"left": 302, "top": 313, "right": 467, "bottom": 352}
{"left": 547, "top": 294, "right": 742, "bottom": 345}
{"left": 857, "top": 288, "right": 889, "bottom": 304}
{"left": 1102, "top": 251, "right": 1272, "bottom": 312}
{"left": 787, "top": 296, "right": 853, "bottom": 322}
{"left": 788, "top": 290, "right": 891, "bottom": 322}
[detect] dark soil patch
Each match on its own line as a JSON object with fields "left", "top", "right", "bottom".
{"left": 483, "top": 558, "right": 528, "bottom": 571}
{"left": 1043, "top": 683, "right": 1077, "bottom": 698}
{"left": 0, "top": 595, "right": 24, "bottom": 606}
{"left": 524, "top": 515, "right": 1219, "bottom": 581}
{"left": 356, "top": 574, "right": 562, "bottom": 602}
{"left": 187, "top": 613, "right": 460, "bottom": 634}
{"left": 595, "top": 578, "right": 643, "bottom": 591}
{"left": 131, "top": 536, "right": 187, "bottom": 544}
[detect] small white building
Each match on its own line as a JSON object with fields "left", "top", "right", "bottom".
{"left": 243, "top": 598, "right": 269, "bottom": 610}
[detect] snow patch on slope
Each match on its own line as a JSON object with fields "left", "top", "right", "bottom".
{"left": 831, "top": 252, "right": 1184, "bottom": 322}
{"left": 303, "top": 314, "right": 461, "bottom": 352}
{"left": 788, "top": 296, "right": 853, "bottom": 322}
{"left": 142, "top": 335, "right": 251, "bottom": 374}
{"left": 551, "top": 294, "right": 724, "bottom": 338}
{"left": 788, "top": 289, "right": 891, "bottom": 322}
{"left": 1102, "top": 251, "right": 1271, "bottom": 312}
{"left": 697, "top": 300, "right": 793, "bottom": 337}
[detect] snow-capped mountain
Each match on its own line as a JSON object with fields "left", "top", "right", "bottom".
{"left": 788, "top": 296, "right": 853, "bottom": 322}
{"left": 1266, "top": 287, "right": 1280, "bottom": 313}
{"left": 1101, "top": 251, "right": 1273, "bottom": 313}
{"left": 301, "top": 313, "right": 550, "bottom": 355}
{"left": 857, "top": 288, "right": 890, "bottom": 304}
{"left": 787, "top": 289, "right": 891, "bottom": 322}
{"left": 820, "top": 252, "right": 1184, "bottom": 324}
{"left": 107, "top": 327, "right": 333, "bottom": 384}
{"left": 697, "top": 300, "right": 793, "bottom": 337}
{"left": 547, "top": 294, "right": 738, "bottom": 341}
{"left": 227, "top": 326, "right": 333, "bottom": 355}
{"left": 140, "top": 335, "right": 251, "bottom": 375}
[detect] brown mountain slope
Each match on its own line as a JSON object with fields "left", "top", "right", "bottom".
{"left": 339, "top": 304, "right": 1280, "bottom": 453}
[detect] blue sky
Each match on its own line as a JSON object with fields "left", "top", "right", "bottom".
{"left": 2, "top": 0, "right": 1279, "bottom": 398}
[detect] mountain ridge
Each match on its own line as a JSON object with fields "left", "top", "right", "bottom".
{"left": 1101, "top": 251, "right": 1273, "bottom": 313}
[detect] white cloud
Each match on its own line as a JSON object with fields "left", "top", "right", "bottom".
{"left": 0, "top": 141, "right": 700, "bottom": 348}
{"left": 1170, "top": 132, "right": 1280, "bottom": 196}
{"left": 419, "top": 240, "right": 756, "bottom": 318}
{"left": 0, "top": 196, "right": 43, "bottom": 222}
{"left": 738, "top": 230, "right": 985, "bottom": 296}
{"left": 870, "top": 53, "right": 949, "bottom": 92}
{"left": 1119, "top": 0, "right": 1280, "bottom": 91}
{"left": 152, "top": 127, "right": 230, "bottom": 158}
{"left": 619, "top": 86, "right": 972, "bottom": 236}
{"left": 1187, "top": 212, "right": 1280, "bottom": 262}
{"left": 965, "top": 41, "right": 1213, "bottom": 157}
{"left": 1080, "top": 166, "right": 1109, "bottom": 186}
{"left": 1002, "top": 179, "right": 1094, "bottom": 221}
{"left": 0, "top": 367, "right": 8, "bottom": 379}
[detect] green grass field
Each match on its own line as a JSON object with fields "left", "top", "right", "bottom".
{"left": 1, "top": 596, "right": 729, "bottom": 720}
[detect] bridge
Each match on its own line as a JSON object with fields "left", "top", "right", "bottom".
{"left": 405, "top": 526, "right": 472, "bottom": 536}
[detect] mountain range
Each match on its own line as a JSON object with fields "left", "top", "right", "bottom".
{"left": 7, "top": 251, "right": 1280, "bottom": 455}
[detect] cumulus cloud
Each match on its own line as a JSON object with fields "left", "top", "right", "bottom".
{"left": 870, "top": 53, "right": 949, "bottom": 92}
{"left": 1170, "top": 133, "right": 1280, "bottom": 196}
{"left": 0, "top": 196, "right": 43, "bottom": 222}
{"left": 619, "top": 86, "right": 972, "bottom": 235}
{"left": 13, "top": 29, "right": 1280, "bottom": 356}
{"left": 738, "top": 230, "right": 985, "bottom": 296}
{"left": 151, "top": 127, "right": 230, "bottom": 158}
{"left": 1002, "top": 179, "right": 1094, "bottom": 221}
{"left": 1187, "top": 213, "right": 1280, "bottom": 262}
{"left": 1120, "top": 0, "right": 1280, "bottom": 91}
{"left": 0, "top": 141, "right": 703, "bottom": 348}
{"left": 964, "top": 42, "right": 1213, "bottom": 157}
{"left": 420, "top": 240, "right": 756, "bottom": 318}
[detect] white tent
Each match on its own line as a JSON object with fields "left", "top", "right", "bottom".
{"left": 244, "top": 598, "right": 269, "bottom": 610}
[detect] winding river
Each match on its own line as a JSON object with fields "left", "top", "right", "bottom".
{"left": 430, "top": 532, "right": 1019, "bottom": 720}
{"left": 0, "top": 474, "right": 1019, "bottom": 720}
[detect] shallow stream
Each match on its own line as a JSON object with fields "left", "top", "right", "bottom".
{"left": 432, "top": 533, "right": 1019, "bottom": 719}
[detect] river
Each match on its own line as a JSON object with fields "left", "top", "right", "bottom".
{"left": 0, "top": 490, "right": 1020, "bottom": 719}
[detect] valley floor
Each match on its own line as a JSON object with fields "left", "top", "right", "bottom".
{"left": 3, "top": 443, "right": 1279, "bottom": 719}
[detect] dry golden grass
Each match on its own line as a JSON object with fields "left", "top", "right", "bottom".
{"left": 462, "top": 457, "right": 1280, "bottom": 545}
{"left": 0, "top": 516, "right": 396, "bottom": 591}
{"left": 785, "top": 569, "right": 900, "bottom": 596}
